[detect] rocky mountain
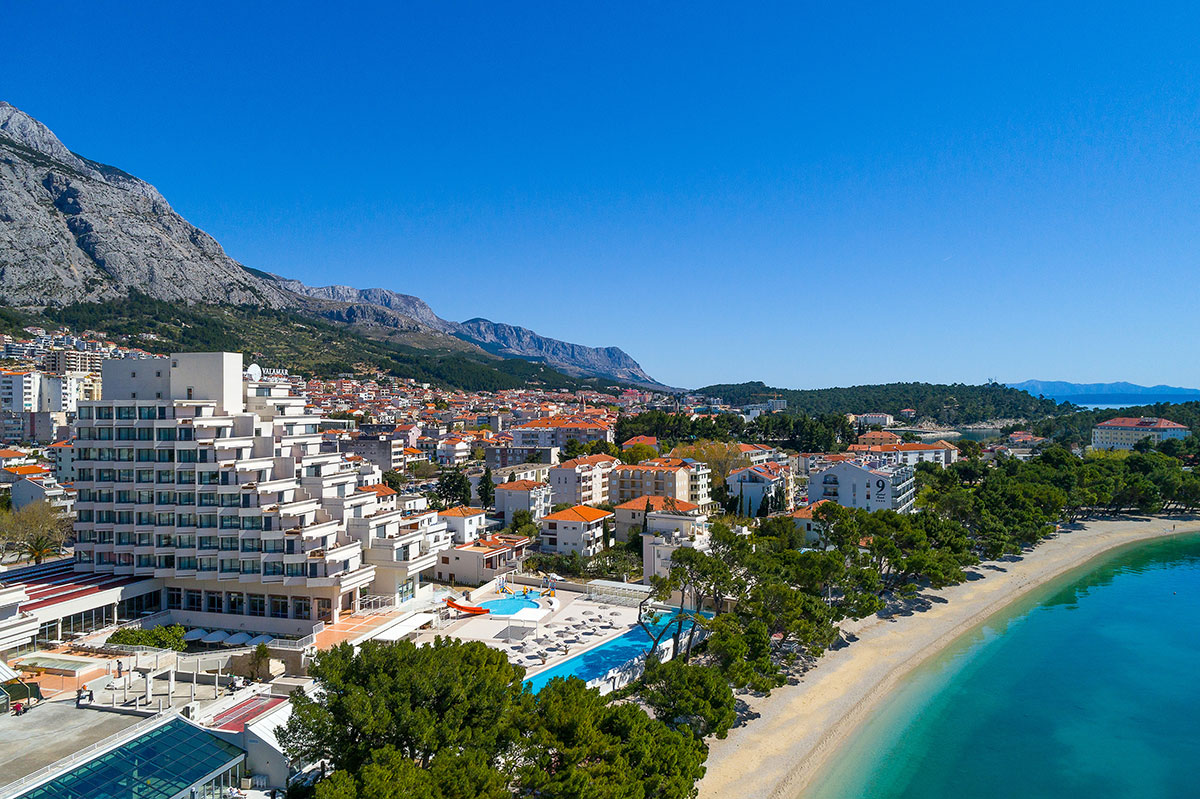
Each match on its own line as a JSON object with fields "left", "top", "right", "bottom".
{"left": 0, "top": 102, "right": 293, "bottom": 308}
{"left": 1009, "top": 380, "right": 1200, "bottom": 398}
{"left": 454, "top": 318, "right": 660, "bottom": 386}
{"left": 280, "top": 280, "right": 662, "bottom": 386}
{"left": 0, "top": 101, "right": 665, "bottom": 387}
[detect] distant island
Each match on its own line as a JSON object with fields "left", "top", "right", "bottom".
{"left": 1008, "top": 380, "right": 1200, "bottom": 406}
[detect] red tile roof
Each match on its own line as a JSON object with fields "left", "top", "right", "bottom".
{"left": 542, "top": 505, "right": 613, "bottom": 523}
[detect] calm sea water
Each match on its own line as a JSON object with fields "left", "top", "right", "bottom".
{"left": 806, "top": 532, "right": 1200, "bottom": 799}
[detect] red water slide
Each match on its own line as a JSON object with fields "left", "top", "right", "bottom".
{"left": 445, "top": 597, "right": 490, "bottom": 615}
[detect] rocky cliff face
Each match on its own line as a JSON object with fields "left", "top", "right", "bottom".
{"left": 276, "top": 280, "right": 456, "bottom": 333}
{"left": 0, "top": 101, "right": 664, "bottom": 387}
{"left": 454, "top": 318, "right": 661, "bottom": 386}
{"left": 0, "top": 102, "right": 293, "bottom": 308}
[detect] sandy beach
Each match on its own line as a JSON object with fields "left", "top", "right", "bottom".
{"left": 697, "top": 515, "right": 1199, "bottom": 799}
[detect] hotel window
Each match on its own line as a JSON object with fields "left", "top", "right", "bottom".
{"left": 167, "top": 587, "right": 183, "bottom": 609}
{"left": 269, "top": 596, "right": 289, "bottom": 618}
{"left": 248, "top": 594, "right": 266, "bottom": 617}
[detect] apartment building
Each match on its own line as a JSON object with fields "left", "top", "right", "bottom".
{"left": 548, "top": 453, "right": 619, "bottom": 505}
{"left": 737, "top": 443, "right": 778, "bottom": 466}
{"left": 43, "top": 348, "right": 106, "bottom": 374}
{"left": 436, "top": 437, "right": 472, "bottom": 466}
{"left": 337, "top": 435, "right": 413, "bottom": 473}
{"left": 494, "top": 480, "right": 552, "bottom": 526}
{"left": 621, "top": 435, "right": 659, "bottom": 452}
{"left": 726, "top": 461, "right": 796, "bottom": 515}
{"left": 1091, "top": 417, "right": 1190, "bottom": 450}
{"left": 538, "top": 505, "right": 614, "bottom": 557}
{"left": 809, "top": 459, "right": 915, "bottom": 514}
{"left": 484, "top": 445, "right": 560, "bottom": 469}
{"left": 70, "top": 352, "right": 407, "bottom": 636}
{"left": 857, "top": 430, "right": 902, "bottom": 446}
{"left": 0, "top": 370, "right": 41, "bottom": 413}
{"left": 846, "top": 441, "right": 959, "bottom": 467}
{"left": 12, "top": 474, "right": 75, "bottom": 514}
{"left": 641, "top": 519, "right": 711, "bottom": 582}
{"left": 510, "top": 416, "right": 614, "bottom": 449}
{"left": 854, "top": 413, "right": 895, "bottom": 427}
{"left": 613, "top": 495, "right": 701, "bottom": 541}
{"left": 611, "top": 457, "right": 713, "bottom": 508}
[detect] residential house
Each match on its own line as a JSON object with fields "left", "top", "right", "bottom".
{"left": 440, "top": 506, "right": 488, "bottom": 544}
{"left": 726, "top": 461, "right": 796, "bottom": 515}
{"left": 614, "top": 495, "right": 701, "bottom": 541}
{"left": 434, "top": 534, "right": 531, "bottom": 586}
{"left": 538, "top": 505, "right": 614, "bottom": 557}
{"left": 494, "top": 480, "right": 552, "bottom": 526}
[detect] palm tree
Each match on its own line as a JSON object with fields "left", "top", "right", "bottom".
{"left": 19, "top": 533, "right": 61, "bottom": 565}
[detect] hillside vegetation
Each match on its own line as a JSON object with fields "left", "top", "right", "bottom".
{"left": 27, "top": 294, "right": 625, "bottom": 392}
{"left": 698, "top": 381, "right": 1066, "bottom": 424}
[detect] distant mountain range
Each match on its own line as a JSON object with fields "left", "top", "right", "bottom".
{"left": 1008, "top": 380, "right": 1200, "bottom": 405}
{"left": 0, "top": 101, "right": 664, "bottom": 388}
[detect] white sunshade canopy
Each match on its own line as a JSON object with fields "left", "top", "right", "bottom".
{"left": 508, "top": 607, "right": 548, "bottom": 624}
{"left": 182, "top": 628, "right": 209, "bottom": 642}
{"left": 223, "top": 632, "right": 253, "bottom": 647}
{"left": 246, "top": 634, "right": 275, "bottom": 646}
{"left": 201, "top": 630, "right": 230, "bottom": 644}
{"left": 369, "top": 613, "right": 436, "bottom": 643}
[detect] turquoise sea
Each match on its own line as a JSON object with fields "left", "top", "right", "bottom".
{"left": 806, "top": 532, "right": 1200, "bottom": 799}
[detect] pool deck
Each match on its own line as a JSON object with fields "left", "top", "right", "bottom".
{"left": 413, "top": 587, "right": 642, "bottom": 678}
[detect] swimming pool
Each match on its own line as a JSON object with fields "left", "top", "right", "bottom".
{"left": 525, "top": 611, "right": 695, "bottom": 693}
{"left": 480, "top": 596, "right": 539, "bottom": 616}
{"left": 14, "top": 654, "right": 104, "bottom": 676}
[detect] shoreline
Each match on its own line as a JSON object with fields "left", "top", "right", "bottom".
{"left": 697, "top": 515, "right": 1199, "bottom": 799}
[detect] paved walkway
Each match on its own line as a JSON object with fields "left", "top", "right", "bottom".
{"left": 312, "top": 611, "right": 403, "bottom": 649}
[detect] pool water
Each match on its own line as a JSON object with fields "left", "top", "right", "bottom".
{"left": 480, "top": 596, "right": 539, "bottom": 615}
{"left": 525, "top": 611, "right": 695, "bottom": 693}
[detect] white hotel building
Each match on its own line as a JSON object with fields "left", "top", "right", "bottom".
{"left": 70, "top": 352, "right": 450, "bottom": 637}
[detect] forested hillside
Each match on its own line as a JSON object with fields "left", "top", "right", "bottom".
{"left": 698, "top": 381, "right": 1065, "bottom": 424}
{"left": 25, "top": 294, "right": 625, "bottom": 393}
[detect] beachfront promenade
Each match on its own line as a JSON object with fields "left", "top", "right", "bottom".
{"left": 697, "top": 515, "right": 1197, "bottom": 799}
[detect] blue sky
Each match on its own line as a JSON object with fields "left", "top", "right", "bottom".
{"left": 5, "top": 3, "right": 1200, "bottom": 389}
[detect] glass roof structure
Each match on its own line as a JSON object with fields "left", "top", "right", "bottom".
{"left": 16, "top": 718, "right": 244, "bottom": 799}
